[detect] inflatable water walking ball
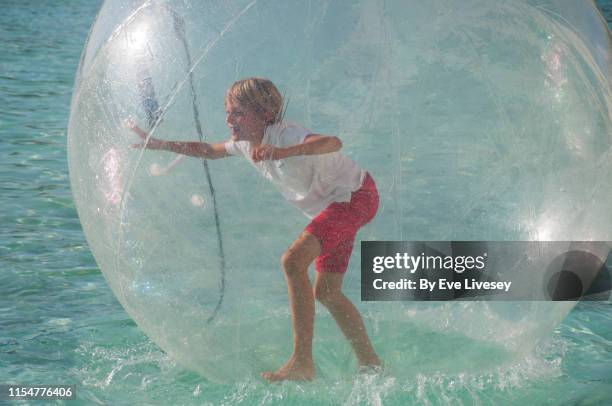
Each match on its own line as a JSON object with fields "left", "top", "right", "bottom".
{"left": 68, "top": 0, "right": 611, "bottom": 382}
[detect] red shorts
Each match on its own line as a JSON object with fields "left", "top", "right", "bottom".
{"left": 305, "top": 172, "right": 379, "bottom": 273}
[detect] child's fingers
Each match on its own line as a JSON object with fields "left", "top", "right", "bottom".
{"left": 127, "top": 125, "right": 149, "bottom": 140}
{"left": 124, "top": 121, "right": 161, "bottom": 150}
{"left": 122, "top": 119, "right": 148, "bottom": 138}
{"left": 253, "top": 145, "right": 274, "bottom": 162}
{"left": 252, "top": 147, "right": 263, "bottom": 162}
{"left": 122, "top": 118, "right": 135, "bottom": 129}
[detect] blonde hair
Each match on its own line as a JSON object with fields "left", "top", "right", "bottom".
{"left": 226, "top": 77, "right": 284, "bottom": 124}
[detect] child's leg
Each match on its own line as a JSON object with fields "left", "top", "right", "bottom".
{"left": 313, "top": 272, "right": 381, "bottom": 367}
{"left": 261, "top": 231, "right": 321, "bottom": 382}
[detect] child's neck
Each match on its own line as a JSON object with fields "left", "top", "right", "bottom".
{"left": 249, "top": 128, "right": 267, "bottom": 146}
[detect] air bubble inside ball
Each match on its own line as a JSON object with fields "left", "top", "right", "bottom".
{"left": 190, "top": 194, "right": 205, "bottom": 207}
{"left": 148, "top": 163, "right": 162, "bottom": 176}
{"left": 68, "top": 0, "right": 611, "bottom": 382}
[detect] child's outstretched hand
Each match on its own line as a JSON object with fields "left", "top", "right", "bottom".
{"left": 124, "top": 118, "right": 165, "bottom": 150}
{"left": 252, "top": 144, "right": 287, "bottom": 162}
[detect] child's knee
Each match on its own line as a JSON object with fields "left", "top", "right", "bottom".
{"left": 280, "top": 249, "right": 307, "bottom": 275}
{"left": 280, "top": 235, "right": 320, "bottom": 274}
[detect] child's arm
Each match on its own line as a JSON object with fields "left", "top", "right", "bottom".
{"left": 252, "top": 134, "right": 342, "bottom": 162}
{"left": 128, "top": 121, "right": 228, "bottom": 160}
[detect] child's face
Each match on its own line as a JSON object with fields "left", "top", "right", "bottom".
{"left": 225, "top": 99, "right": 267, "bottom": 143}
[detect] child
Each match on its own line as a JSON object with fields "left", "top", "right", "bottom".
{"left": 130, "top": 77, "right": 381, "bottom": 381}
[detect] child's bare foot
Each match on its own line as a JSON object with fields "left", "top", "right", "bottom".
{"left": 359, "top": 354, "right": 382, "bottom": 367}
{"left": 357, "top": 356, "right": 384, "bottom": 374}
{"left": 261, "top": 356, "right": 315, "bottom": 382}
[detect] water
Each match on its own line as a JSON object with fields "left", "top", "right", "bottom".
{"left": 1, "top": 1, "right": 611, "bottom": 404}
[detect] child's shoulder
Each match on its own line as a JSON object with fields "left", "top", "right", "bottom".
{"left": 270, "top": 120, "right": 298, "bottom": 132}
{"left": 269, "top": 121, "right": 310, "bottom": 144}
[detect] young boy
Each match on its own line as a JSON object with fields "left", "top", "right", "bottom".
{"left": 130, "top": 77, "right": 381, "bottom": 381}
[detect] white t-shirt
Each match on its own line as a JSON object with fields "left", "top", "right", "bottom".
{"left": 224, "top": 121, "right": 365, "bottom": 218}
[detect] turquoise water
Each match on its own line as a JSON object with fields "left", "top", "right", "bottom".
{"left": 2, "top": 0, "right": 612, "bottom": 404}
